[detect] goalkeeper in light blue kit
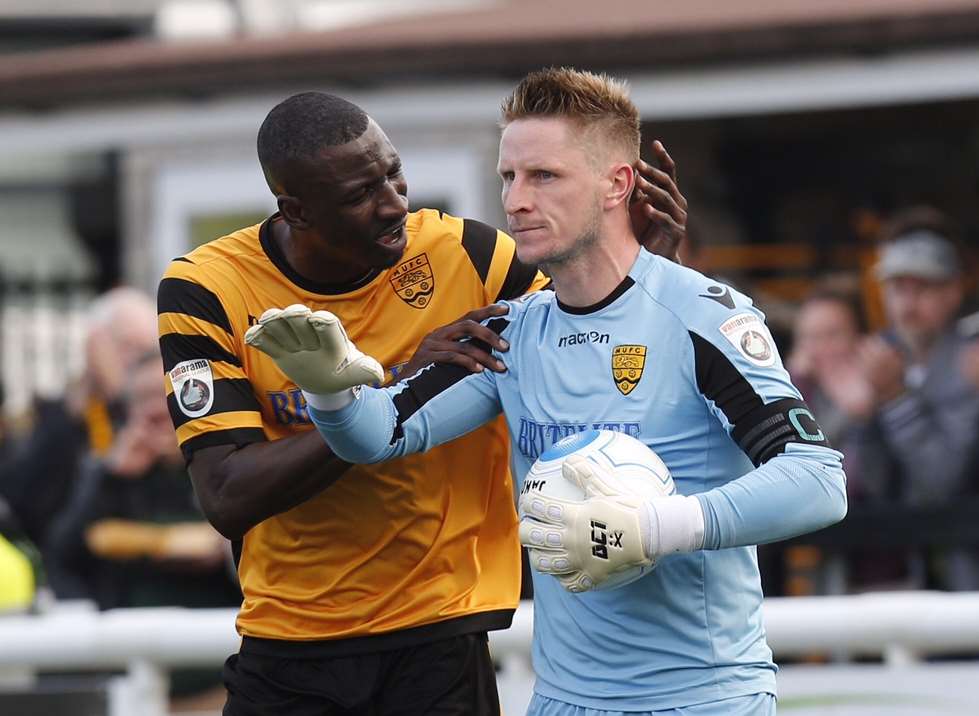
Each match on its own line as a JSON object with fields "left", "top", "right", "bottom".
{"left": 245, "top": 68, "right": 847, "bottom": 715}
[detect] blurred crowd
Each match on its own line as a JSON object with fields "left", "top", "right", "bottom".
{"left": 778, "top": 206, "right": 979, "bottom": 594}
{"left": 1, "top": 204, "right": 978, "bottom": 623}
{"left": 0, "top": 287, "right": 239, "bottom": 701}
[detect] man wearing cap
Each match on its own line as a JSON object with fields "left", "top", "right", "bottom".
{"left": 858, "top": 207, "right": 979, "bottom": 588}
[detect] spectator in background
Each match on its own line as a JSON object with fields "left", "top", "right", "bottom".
{"left": 45, "top": 350, "right": 238, "bottom": 610}
{"left": 789, "top": 285, "right": 891, "bottom": 502}
{"left": 45, "top": 350, "right": 239, "bottom": 701}
{"left": 859, "top": 207, "right": 979, "bottom": 590}
{"left": 0, "top": 287, "right": 158, "bottom": 558}
{"left": 955, "top": 318, "right": 979, "bottom": 505}
{"left": 788, "top": 285, "right": 902, "bottom": 591}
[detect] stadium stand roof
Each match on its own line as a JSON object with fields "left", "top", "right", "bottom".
{"left": 2, "top": 0, "right": 979, "bottom": 108}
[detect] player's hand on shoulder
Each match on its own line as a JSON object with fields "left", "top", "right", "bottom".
{"left": 398, "top": 303, "right": 510, "bottom": 380}
{"left": 631, "top": 140, "right": 688, "bottom": 263}
{"left": 518, "top": 455, "right": 654, "bottom": 593}
{"left": 244, "top": 304, "right": 383, "bottom": 394}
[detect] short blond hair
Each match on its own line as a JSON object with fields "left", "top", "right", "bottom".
{"left": 501, "top": 67, "right": 640, "bottom": 162}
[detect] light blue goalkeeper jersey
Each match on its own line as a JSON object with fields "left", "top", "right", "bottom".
{"left": 309, "top": 248, "right": 847, "bottom": 711}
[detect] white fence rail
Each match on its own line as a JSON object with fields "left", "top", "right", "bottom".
{"left": 1, "top": 592, "right": 979, "bottom": 715}
{"left": 1, "top": 283, "right": 92, "bottom": 417}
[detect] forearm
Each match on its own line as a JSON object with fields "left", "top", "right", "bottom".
{"left": 698, "top": 445, "right": 847, "bottom": 550}
{"left": 308, "top": 388, "right": 402, "bottom": 464}
{"left": 197, "top": 430, "right": 351, "bottom": 540}
{"left": 309, "top": 366, "right": 503, "bottom": 464}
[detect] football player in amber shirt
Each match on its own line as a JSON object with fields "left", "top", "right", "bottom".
{"left": 158, "top": 91, "right": 687, "bottom": 715}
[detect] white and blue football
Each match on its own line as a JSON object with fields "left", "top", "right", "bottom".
{"left": 520, "top": 428, "right": 675, "bottom": 590}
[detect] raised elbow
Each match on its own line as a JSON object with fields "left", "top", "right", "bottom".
{"left": 816, "top": 466, "right": 848, "bottom": 529}
{"left": 191, "top": 485, "right": 246, "bottom": 540}
{"left": 203, "top": 504, "right": 249, "bottom": 542}
{"left": 826, "top": 489, "right": 848, "bottom": 527}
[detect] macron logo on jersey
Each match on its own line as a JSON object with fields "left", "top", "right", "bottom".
{"left": 517, "top": 417, "right": 641, "bottom": 460}
{"left": 557, "top": 331, "right": 610, "bottom": 348}
{"left": 700, "top": 285, "right": 736, "bottom": 309}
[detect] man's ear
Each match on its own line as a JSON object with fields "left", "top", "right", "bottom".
{"left": 277, "top": 195, "right": 310, "bottom": 230}
{"left": 604, "top": 163, "right": 635, "bottom": 211}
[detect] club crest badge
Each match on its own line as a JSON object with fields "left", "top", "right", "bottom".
{"left": 719, "top": 312, "right": 776, "bottom": 367}
{"left": 390, "top": 254, "right": 435, "bottom": 309}
{"left": 169, "top": 359, "right": 214, "bottom": 418}
{"left": 611, "top": 345, "right": 647, "bottom": 396}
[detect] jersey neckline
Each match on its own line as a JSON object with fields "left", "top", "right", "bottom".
{"left": 258, "top": 213, "right": 384, "bottom": 296}
{"left": 556, "top": 275, "right": 636, "bottom": 315}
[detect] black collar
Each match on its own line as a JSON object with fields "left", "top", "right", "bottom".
{"left": 556, "top": 275, "right": 636, "bottom": 315}
{"left": 259, "top": 214, "right": 381, "bottom": 295}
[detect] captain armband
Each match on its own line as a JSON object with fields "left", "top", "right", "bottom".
{"left": 730, "top": 398, "right": 831, "bottom": 466}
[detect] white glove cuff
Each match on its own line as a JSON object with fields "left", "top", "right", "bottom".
{"left": 643, "top": 495, "right": 705, "bottom": 558}
{"left": 302, "top": 388, "right": 358, "bottom": 412}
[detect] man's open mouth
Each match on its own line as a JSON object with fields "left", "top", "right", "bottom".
{"left": 377, "top": 220, "right": 407, "bottom": 245}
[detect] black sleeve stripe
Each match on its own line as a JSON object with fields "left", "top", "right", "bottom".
{"left": 390, "top": 364, "right": 472, "bottom": 443}
{"left": 689, "top": 331, "right": 831, "bottom": 465}
{"left": 690, "top": 332, "right": 763, "bottom": 424}
{"left": 390, "top": 315, "right": 510, "bottom": 442}
{"left": 711, "top": 378, "right": 761, "bottom": 414}
{"left": 160, "top": 333, "right": 241, "bottom": 370}
{"left": 167, "top": 378, "right": 261, "bottom": 429}
{"left": 495, "top": 255, "right": 540, "bottom": 301}
{"left": 181, "top": 427, "right": 266, "bottom": 461}
{"left": 172, "top": 256, "right": 193, "bottom": 264}
{"left": 461, "top": 219, "right": 498, "bottom": 284}
{"left": 158, "top": 278, "right": 233, "bottom": 335}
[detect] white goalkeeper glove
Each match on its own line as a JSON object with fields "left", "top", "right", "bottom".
{"left": 244, "top": 304, "right": 383, "bottom": 409}
{"left": 518, "top": 454, "right": 705, "bottom": 593}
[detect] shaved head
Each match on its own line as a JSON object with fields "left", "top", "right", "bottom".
{"left": 257, "top": 92, "right": 370, "bottom": 194}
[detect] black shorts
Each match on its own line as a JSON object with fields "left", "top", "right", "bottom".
{"left": 222, "top": 632, "right": 500, "bottom": 716}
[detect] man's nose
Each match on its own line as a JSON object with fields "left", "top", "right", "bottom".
{"left": 378, "top": 179, "right": 408, "bottom": 217}
{"left": 503, "top": 177, "right": 531, "bottom": 215}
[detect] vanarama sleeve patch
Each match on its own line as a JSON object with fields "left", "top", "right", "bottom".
{"left": 169, "top": 359, "right": 215, "bottom": 418}
{"left": 719, "top": 312, "right": 776, "bottom": 367}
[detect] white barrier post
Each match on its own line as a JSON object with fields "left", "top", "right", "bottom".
{"left": 108, "top": 659, "right": 168, "bottom": 716}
